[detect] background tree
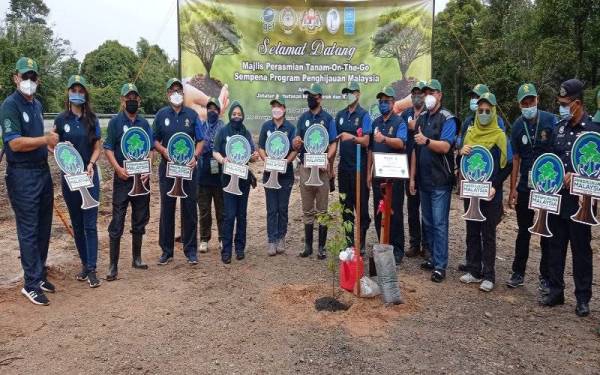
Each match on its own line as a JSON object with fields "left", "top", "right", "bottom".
{"left": 180, "top": 0, "right": 241, "bottom": 80}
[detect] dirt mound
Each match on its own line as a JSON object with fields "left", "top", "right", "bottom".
{"left": 188, "top": 74, "right": 224, "bottom": 99}
{"left": 270, "top": 280, "right": 421, "bottom": 337}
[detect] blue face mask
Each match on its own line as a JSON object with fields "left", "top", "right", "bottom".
{"left": 469, "top": 98, "right": 478, "bottom": 112}
{"left": 559, "top": 105, "right": 572, "bottom": 120}
{"left": 521, "top": 106, "right": 538, "bottom": 120}
{"left": 378, "top": 101, "right": 391, "bottom": 115}
{"left": 69, "top": 93, "right": 86, "bottom": 105}
{"left": 207, "top": 110, "right": 219, "bottom": 124}
{"left": 478, "top": 113, "right": 492, "bottom": 125}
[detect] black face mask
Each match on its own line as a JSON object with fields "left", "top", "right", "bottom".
{"left": 307, "top": 95, "right": 319, "bottom": 110}
{"left": 125, "top": 100, "right": 139, "bottom": 115}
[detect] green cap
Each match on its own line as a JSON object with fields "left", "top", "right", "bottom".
{"left": 207, "top": 97, "right": 221, "bottom": 110}
{"left": 477, "top": 92, "right": 497, "bottom": 106}
{"left": 470, "top": 83, "right": 489, "bottom": 97}
{"left": 411, "top": 80, "right": 426, "bottom": 92}
{"left": 120, "top": 83, "right": 139, "bottom": 97}
{"left": 342, "top": 81, "right": 360, "bottom": 94}
{"left": 303, "top": 83, "right": 323, "bottom": 96}
{"left": 593, "top": 89, "right": 600, "bottom": 123}
{"left": 423, "top": 79, "right": 442, "bottom": 92}
{"left": 270, "top": 93, "right": 286, "bottom": 106}
{"left": 15, "top": 57, "right": 39, "bottom": 74}
{"left": 165, "top": 78, "right": 182, "bottom": 91}
{"left": 67, "top": 75, "right": 88, "bottom": 90}
{"left": 376, "top": 86, "right": 396, "bottom": 99}
{"left": 517, "top": 83, "right": 537, "bottom": 103}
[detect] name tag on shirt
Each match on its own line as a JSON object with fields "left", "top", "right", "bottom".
{"left": 210, "top": 158, "right": 219, "bottom": 174}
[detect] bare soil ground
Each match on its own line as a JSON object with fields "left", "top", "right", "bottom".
{"left": 0, "top": 158, "right": 599, "bottom": 374}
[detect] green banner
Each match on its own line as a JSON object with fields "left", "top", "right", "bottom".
{"left": 179, "top": 0, "right": 433, "bottom": 130}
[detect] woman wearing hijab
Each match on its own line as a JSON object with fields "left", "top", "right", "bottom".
{"left": 52, "top": 75, "right": 102, "bottom": 288}
{"left": 458, "top": 92, "right": 512, "bottom": 292}
{"left": 213, "top": 101, "right": 259, "bottom": 263}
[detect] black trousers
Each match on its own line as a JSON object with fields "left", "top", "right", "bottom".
{"left": 197, "top": 184, "right": 224, "bottom": 242}
{"left": 546, "top": 214, "right": 593, "bottom": 304}
{"left": 511, "top": 190, "right": 549, "bottom": 278}
{"left": 338, "top": 167, "right": 370, "bottom": 248}
{"left": 158, "top": 163, "right": 198, "bottom": 258}
{"left": 373, "top": 178, "right": 404, "bottom": 257}
{"left": 405, "top": 179, "right": 426, "bottom": 250}
{"left": 108, "top": 174, "right": 150, "bottom": 240}
{"left": 464, "top": 199, "right": 502, "bottom": 282}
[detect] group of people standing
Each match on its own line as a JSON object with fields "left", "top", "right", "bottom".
{"left": 1, "top": 56, "right": 598, "bottom": 318}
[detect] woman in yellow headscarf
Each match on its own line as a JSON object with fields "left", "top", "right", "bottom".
{"left": 458, "top": 92, "right": 512, "bottom": 292}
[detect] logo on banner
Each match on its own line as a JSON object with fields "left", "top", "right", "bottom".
{"left": 326, "top": 8, "right": 340, "bottom": 34}
{"left": 300, "top": 8, "right": 323, "bottom": 34}
{"left": 344, "top": 8, "right": 355, "bottom": 35}
{"left": 226, "top": 135, "right": 252, "bottom": 165}
{"left": 262, "top": 8, "right": 275, "bottom": 33}
{"left": 279, "top": 7, "right": 297, "bottom": 34}
{"left": 121, "top": 127, "right": 151, "bottom": 161}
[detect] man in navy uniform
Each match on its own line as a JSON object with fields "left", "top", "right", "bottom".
{"left": 1, "top": 57, "right": 58, "bottom": 305}
{"left": 540, "top": 79, "right": 600, "bottom": 317}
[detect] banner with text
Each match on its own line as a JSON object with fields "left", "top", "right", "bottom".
{"left": 179, "top": 0, "right": 433, "bottom": 130}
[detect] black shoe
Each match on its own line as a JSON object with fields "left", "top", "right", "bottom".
{"left": 457, "top": 263, "right": 468, "bottom": 272}
{"left": 21, "top": 287, "right": 49, "bottom": 306}
{"left": 236, "top": 253, "right": 245, "bottom": 261}
{"left": 506, "top": 273, "right": 525, "bottom": 288}
{"left": 157, "top": 253, "right": 173, "bottom": 265}
{"left": 132, "top": 234, "right": 148, "bottom": 269}
{"left": 405, "top": 247, "right": 420, "bottom": 258}
{"left": 299, "top": 224, "right": 314, "bottom": 257}
{"left": 87, "top": 271, "right": 101, "bottom": 288}
{"left": 539, "top": 293, "right": 565, "bottom": 307}
{"left": 575, "top": 302, "right": 590, "bottom": 317}
{"left": 106, "top": 237, "right": 120, "bottom": 281}
{"left": 222, "top": 257, "right": 231, "bottom": 264}
{"left": 431, "top": 270, "right": 445, "bottom": 283}
{"left": 394, "top": 253, "right": 403, "bottom": 265}
{"left": 187, "top": 253, "right": 199, "bottom": 265}
{"left": 420, "top": 260, "right": 434, "bottom": 270}
{"left": 76, "top": 266, "right": 88, "bottom": 281}
{"left": 317, "top": 225, "right": 327, "bottom": 260}
{"left": 40, "top": 279, "right": 55, "bottom": 293}
{"left": 538, "top": 278, "right": 550, "bottom": 295}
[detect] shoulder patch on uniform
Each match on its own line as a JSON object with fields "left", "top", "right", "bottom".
{"left": 439, "top": 109, "right": 455, "bottom": 121}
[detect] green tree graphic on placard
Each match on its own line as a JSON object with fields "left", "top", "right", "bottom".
{"left": 579, "top": 141, "right": 600, "bottom": 176}
{"left": 537, "top": 161, "right": 558, "bottom": 192}
{"left": 172, "top": 139, "right": 190, "bottom": 164}
{"left": 309, "top": 131, "right": 323, "bottom": 150}
{"left": 270, "top": 136, "right": 285, "bottom": 155}
{"left": 127, "top": 133, "right": 145, "bottom": 159}
{"left": 230, "top": 140, "right": 245, "bottom": 160}
{"left": 60, "top": 148, "right": 78, "bottom": 174}
{"left": 467, "top": 153, "right": 487, "bottom": 180}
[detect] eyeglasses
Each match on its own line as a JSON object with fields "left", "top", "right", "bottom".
{"left": 477, "top": 109, "right": 491, "bottom": 115}
{"left": 22, "top": 72, "right": 38, "bottom": 82}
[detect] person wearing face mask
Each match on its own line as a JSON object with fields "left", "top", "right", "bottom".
{"left": 153, "top": 78, "right": 205, "bottom": 266}
{"left": 368, "top": 86, "right": 408, "bottom": 264}
{"left": 505, "top": 83, "right": 558, "bottom": 290}
{"left": 197, "top": 97, "right": 225, "bottom": 253}
{"left": 213, "top": 101, "right": 259, "bottom": 264}
{"left": 456, "top": 84, "right": 506, "bottom": 150}
{"left": 401, "top": 81, "right": 429, "bottom": 259}
{"left": 334, "top": 81, "right": 372, "bottom": 254}
{"left": 458, "top": 92, "right": 512, "bottom": 292}
{"left": 0, "top": 57, "right": 58, "bottom": 305}
{"left": 541, "top": 79, "right": 600, "bottom": 317}
{"left": 258, "top": 94, "right": 297, "bottom": 256}
{"left": 292, "top": 83, "right": 338, "bottom": 259}
{"left": 103, "top": 83, "right": 154, "bottom": 281}
{"left": 51, "top": 75, "right": 103, "bottom": 288}
{"left": 409, "top": 79, "right": 458, "bottom": 283}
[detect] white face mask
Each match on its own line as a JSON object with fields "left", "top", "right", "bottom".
{"left": 425, "top": 94, "right": 437, "bottom": 110}
{"left": 272, "top": 107, "right": 284, "bottom": 120}
{"left": 169, "top": 92, "right": 184, "bottom": 106}
{"left": 19, "top": 79, "right": 38, "bottom": 96}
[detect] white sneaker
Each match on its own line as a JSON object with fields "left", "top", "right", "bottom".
{"left": 199, "top": 241, "right": 208, "bottom": 253}
{"left": 267, "top": 243, "right": 277, "bottom": 256}
{"left": 459, "top": 273, "right": 482, "bottom": 284}
{"left": 276, "top": 237, "right": 286, "bottom": 254}
{"left": 479, "top": 280, "right": 494, "bottom": 292}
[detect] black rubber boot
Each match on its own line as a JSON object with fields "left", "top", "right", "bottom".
{"left": 317, "top": 225, "right": 328, "bottom": 260}
{"left": 106, "top": 238, "right": 120, "bottom": 281}
{"left": 299, "top": 224, "right": 314, "bottom": 257}
{"left": 131, "top": 234, "right": 148, "bottom": 269}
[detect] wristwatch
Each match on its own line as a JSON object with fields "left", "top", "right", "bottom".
{"left": 425, "top": 138, "right": 431, "bottom": 146}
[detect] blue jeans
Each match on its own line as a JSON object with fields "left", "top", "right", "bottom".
{"left": 265, "top": 177, "right": 293, "bottom": 244}
{"left": 6, "top": 165, "right": 53, "bottom": 290}
{"left": 222, "top": 183, "right": 250, "bottom": 259}
{"left": 420, "top": 188, "right": 452, "bottom": 271}
{"left": 62, "top": 170, "right": 100, "bottom": 272}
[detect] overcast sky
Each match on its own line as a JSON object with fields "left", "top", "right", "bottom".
{"left": 0, "top": 0, "right": 449, "bottom": 61}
